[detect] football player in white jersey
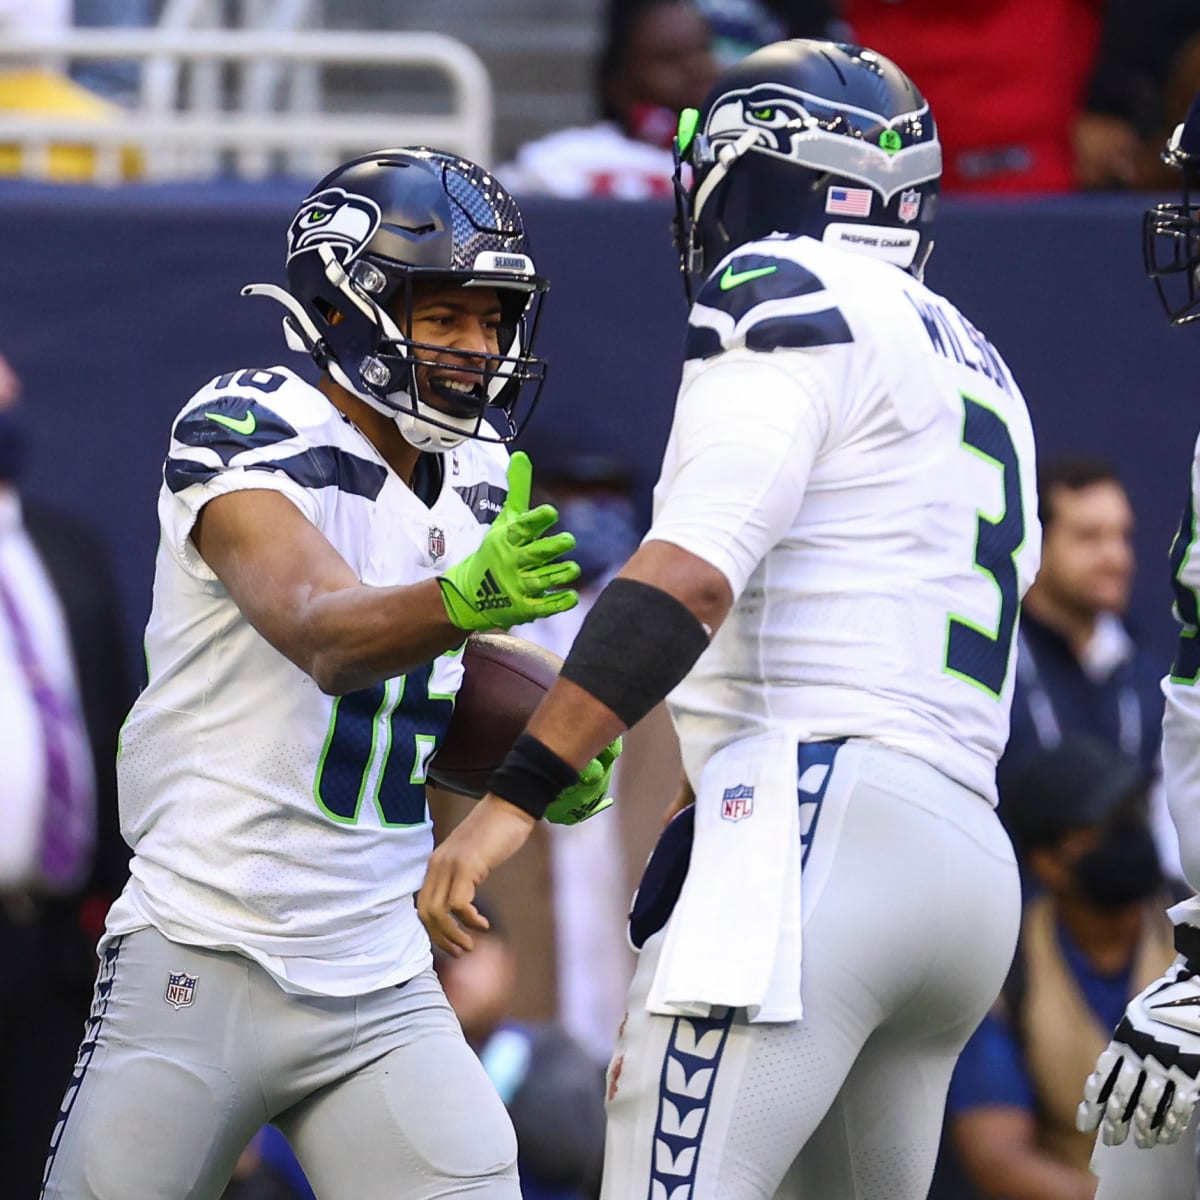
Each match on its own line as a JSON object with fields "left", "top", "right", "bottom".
{"left": 39, "top": 148, "right": 618, "bottom": 1200}
{"left": 1076, "top": 93, "right": 1200, "bottom": 1194}
{"left": 421, "top": 40, "right": 1039, "bottom": 1200}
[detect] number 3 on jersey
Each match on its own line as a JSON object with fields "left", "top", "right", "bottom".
{"left": 945, "top": 394, "right": 1027, "bottom": 698}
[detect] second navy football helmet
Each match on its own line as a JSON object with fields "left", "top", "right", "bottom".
{"left": 244, "top": 147, "right": 549, "bottom": 450}
{"left": 1145, "top": 94, "right": 1200, "bottom": 326}
{"left": 673, "top": 39, "right": 941, "bottom": 298}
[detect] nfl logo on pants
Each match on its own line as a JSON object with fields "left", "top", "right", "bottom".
{"left": 165, "top": 971, "right": 197, "bottom": 1010}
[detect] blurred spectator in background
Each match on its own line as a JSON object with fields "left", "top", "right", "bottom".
{"left": 695, "top": 0, "right": 843, "bottom": 65}
{"left": 0, "top": 350, "right": 133, "bottom": 1200}
{"left": 947, "top": 737, "right": 1177, "bottom": 1200}
{"left": 839, "top": 0, "right": 1199, "bottom": 193}
{"left": 0, "top": 0, "right": 141, "bottom": 180}
{"left": 496, "top": 0, "right": 717, "bottom": 198}
{"left": 999, "top": 456, "right": 1176, "bottom": 876}
{"left": 437, "top": 912, "right": 607, "bottom": 1200}
{"left": 1091, "top": 0, "right": 1200, "bottom": 191}
{"left": 840, "top": 0, "right": 1105, "bottom": 193}
{"left": 219, "top": 1127, "right": 310, "bottom": 1200}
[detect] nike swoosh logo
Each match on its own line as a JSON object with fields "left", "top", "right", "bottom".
{"left": 205, "top": 410, "right": 256, "bottom": 435}
{"left": 1150, "top": 995, "right": 1200, "bottom": 1036}
{"left": 720, "top": 264, "right": 778, "bottom": 291}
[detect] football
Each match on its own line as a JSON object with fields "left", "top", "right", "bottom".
{"left": 427, "top": 632, "right": 563, "bottom": 798}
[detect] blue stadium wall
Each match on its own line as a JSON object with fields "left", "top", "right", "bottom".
{"left": 0, "top": 184, "right": 1193, "bottom": 679}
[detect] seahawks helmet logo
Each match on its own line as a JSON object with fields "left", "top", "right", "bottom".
{"left": 703, "top": 83, "right": 939, "bottom": 202}
{"left": 286, "top": 187, "right": 382, "bottom": 263}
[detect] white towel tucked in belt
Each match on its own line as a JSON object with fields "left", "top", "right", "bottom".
{"left": 646, "top": 728, "right": 804, "bottom": 1023}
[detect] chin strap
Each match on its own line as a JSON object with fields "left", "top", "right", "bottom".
{"left": 693, "top": 127, "right": 762, "bottom": 228}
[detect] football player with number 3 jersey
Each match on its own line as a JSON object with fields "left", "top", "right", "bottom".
{"left": 1077, "top": 93, "right": 1200, "bottom": 1197}
{"left": 421, "top": 41, "right": 1039, "bottom": 1200}
{"left": 39, "top": 149, "right": 616, "bottom": 1200}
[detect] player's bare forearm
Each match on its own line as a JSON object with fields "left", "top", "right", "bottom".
{"left": 194, "top": 490, "right": 462, "bottom": 693}
{"left": 620, "top": 539, "right": 733, "bottom": 632}
{"left": 302, "top": 579, "right": 462, "bottom": 693}
{"left": 953, "top": 1109, "right": 1096, "bottom": 1200}
{"left": 524, "top": 540, "right": 731, "bottom": 768}
{"left": 526, "top": 677, "right": 627, "bottom": 770}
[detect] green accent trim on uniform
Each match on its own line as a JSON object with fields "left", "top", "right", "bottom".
{"left": 205, "top": 410, "right": 257, "bottom": 435}
{"left": 943, "top": 390, "right": 1027, "bottom": 700}
{"left": 676, "top": 107, "right": 700, "bottom": 155}
{"left": 314, "top": 696, "right": 352, "bottom": 823}
{"left": 719, "top": 264, "right": 778, "bottom": 290}
{"left": 315, "top": 687, "right": 392, "bottom": 825}
{"left": 879, "top": 129, "right": 903, "bottom": 155}
{"left": 1171, "top": 628, "right": 1200, "bottom": 686}
{"left": 369, "top": 676, "right": 404, "bottom": 825}
{"left": 410, "top": 733, "right": 437, "bottom": 786}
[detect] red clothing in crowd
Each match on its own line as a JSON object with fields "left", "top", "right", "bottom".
{"left": 844, "top": 0, "right": 1102, "bottom": 193}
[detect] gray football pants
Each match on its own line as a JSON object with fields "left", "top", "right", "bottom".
{"left": 601, "top": 740, "right": 1023, "bottom": 1200}
{"left": 40, "top": 927, "right": 519, "bottom": 1200}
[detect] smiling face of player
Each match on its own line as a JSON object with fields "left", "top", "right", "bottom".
{"left": 404, "top": 282, "right": 505, "bottom": 419}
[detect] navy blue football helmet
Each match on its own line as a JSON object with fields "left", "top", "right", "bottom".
{"left": 673, "top": 39, "right": 941, "bottom": 299}
{"left": 244, "top": 147, "right": 549, "bottom": 449}
{"left": 1145, "top": 93, "right": 1200, "bottom": 326}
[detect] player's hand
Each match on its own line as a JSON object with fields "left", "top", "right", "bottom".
{"left": 1077, "top": 956, "right": 1200, "bottom": 1148}
{"left": 437, "top": 452, "right": 580, "bottom": 632}
{"left": 544, "top": 737, "right": 622, "bottom": 825}
{"left": 418, "top": 796, "right": 535, "bottom": 954}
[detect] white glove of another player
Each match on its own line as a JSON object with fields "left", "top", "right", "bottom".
{"left": 1077, "top": 955, "right": 1200, "bottom": 1149}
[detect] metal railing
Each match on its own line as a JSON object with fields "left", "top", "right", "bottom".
{"left": 0, "top": 29, "right": 493, "bottom": 183}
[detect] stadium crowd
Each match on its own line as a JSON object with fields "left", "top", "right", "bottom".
{"left": 6, "top": 2, "right": 1200, "bottom": 1199}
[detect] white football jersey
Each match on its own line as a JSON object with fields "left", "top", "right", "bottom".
{"left": 646, "top": 236, "right": 1040, "bottom": 803}
{"left": 106, "top": 366, "right": 509, "bottom": 995}
{"left": 1161, "top": 434, "right": 1200, "bottom": 910}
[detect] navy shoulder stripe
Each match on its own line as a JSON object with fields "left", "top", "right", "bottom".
{"left": 684, "top": 324, "right": 724, "bottom": 362}
{"left": 165, "top": 444, "right": 387, "bottom": 500}
{"left": 746, "top": 309, "right": 853, "bottom": 352}
{"left": 453, "top": 482, "right": 507, "bottom": 525}
{"left": 696, "top": 254, "right": 825, "bottom": 322}
{"left": 175, "top": 397, "right": 299, "bottom": 464}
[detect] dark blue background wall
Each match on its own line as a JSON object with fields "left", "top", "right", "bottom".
{"left": 0, "top": 183, "right": 1193, "bottom": 678}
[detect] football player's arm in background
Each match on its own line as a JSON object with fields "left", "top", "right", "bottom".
{"left": 1077, "top": 440, "right": 1200, "bottom": 1151}
{"left": 419, "top": 353, "right": 831, "bottom": 951}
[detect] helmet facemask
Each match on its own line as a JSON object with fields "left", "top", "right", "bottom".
{"left": 1145, "top": 109, "right": 1200, "bottom": 326}
{"left": 244, "top": 147, "right": 550, "bottom": 450}
{"left": 329, "top": 256, "right": 548, "bottom": 450}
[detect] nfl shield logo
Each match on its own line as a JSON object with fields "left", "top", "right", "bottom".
{"left": 428, "top": 526, "right": 446, "bottom": 562}
{"left": 897, "top": 189, "right": 921, "bottom": 224}
{"left": 164, "top": 971, "right": 197, "bottom": 1010}
{"left": 721, "top": 784, "right": 755, "bottom": 821}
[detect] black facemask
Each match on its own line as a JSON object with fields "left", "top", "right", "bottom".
{"left": 1071, "top": 819, "right": 1163, "bottom": 910}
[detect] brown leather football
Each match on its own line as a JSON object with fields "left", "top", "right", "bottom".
{"left": 427, "top": 632, "right": 562, "bottom": 798}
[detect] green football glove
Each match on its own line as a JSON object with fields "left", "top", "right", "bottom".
{"left": 438, "top": 452, "right": 580, "bottom": 632}
{"left": 544, "top": 737, "right": 623, "bottom": 826}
